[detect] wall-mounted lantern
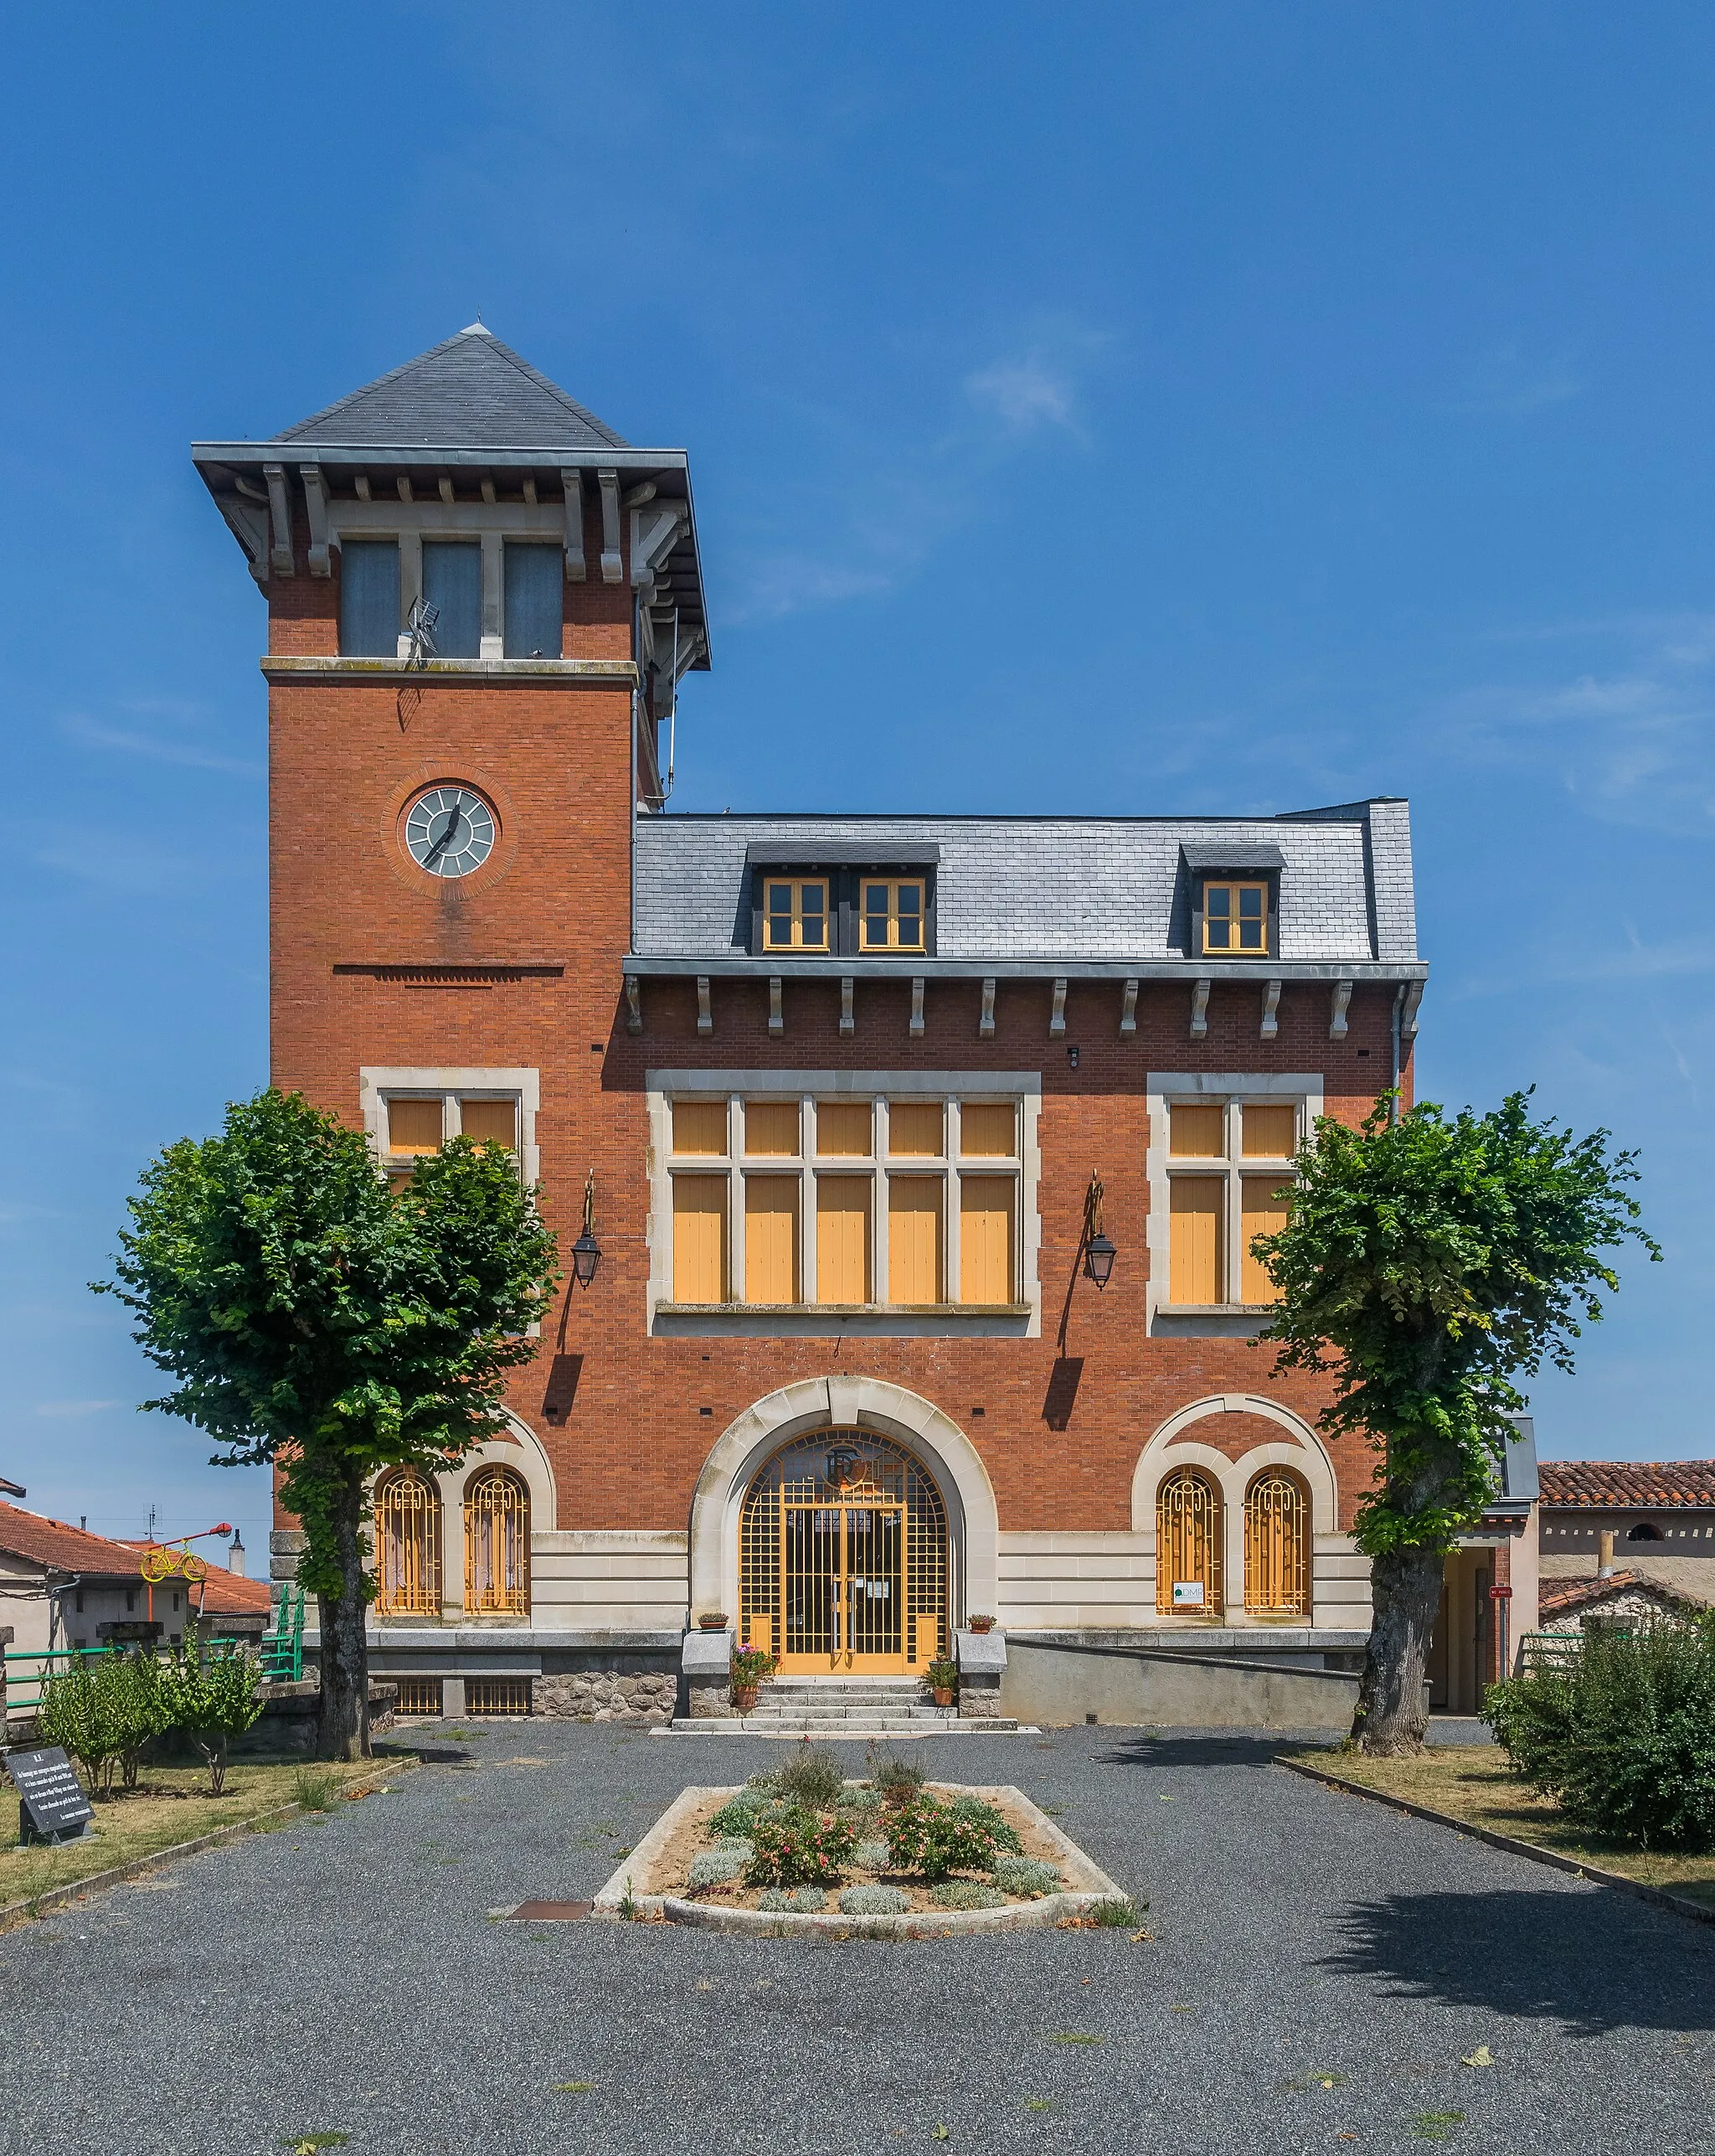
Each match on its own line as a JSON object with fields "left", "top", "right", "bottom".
{"left": 571, "top": 1169, "right": 602, "bottom": 1287}
{"left": 1082, "top": 1172, "right": 1116, "bottom": 1290}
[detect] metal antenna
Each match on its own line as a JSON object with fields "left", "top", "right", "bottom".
{"left": 404, "top": 595, "right": 439, "bottom": 670}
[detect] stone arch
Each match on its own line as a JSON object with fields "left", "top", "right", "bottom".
{"left": 1131, "top": 1395, "right": 1339, "bottom": 1624}
{"left": 688, "top": 1377, "right": 999, "bottom": 1624}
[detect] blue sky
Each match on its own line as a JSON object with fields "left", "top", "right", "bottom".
{"left": 2, "top": 4, "right": 1709, "bottom": 1562}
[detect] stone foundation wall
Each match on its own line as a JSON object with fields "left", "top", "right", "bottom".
{"left": 534, "top": 1669, "right": 677, "bottom": 1724}
{"left": 957, "top": 1673, "right": 1007, "bottom": 1719}
{"left": 686, "top": 1679, "right": 732, "bottom": 1718}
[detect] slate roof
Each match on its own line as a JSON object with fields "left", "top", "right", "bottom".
{"left": 632, "top": 799, "right": 1419, "bottom": 968}
{"left": 270, "top": 326, "right": 630, "bottom": 451}
{"left": 0, "top": 1501, "right": 270, "bottom": 1614}
{"left": 1538, "top": 1462, "right": 1715, "bottom": 1511}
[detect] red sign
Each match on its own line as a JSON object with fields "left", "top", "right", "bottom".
{"left": 1489, "top": 1584, "right": 1513, "bottom": 1600}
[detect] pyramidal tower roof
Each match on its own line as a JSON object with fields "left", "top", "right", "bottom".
{"left": 270, "top": 324, "right": 631, "bottom": 451}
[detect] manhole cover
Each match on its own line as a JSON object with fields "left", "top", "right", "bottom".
{"left": 508, "top": 1900, "right": 593, "bottom": 1920}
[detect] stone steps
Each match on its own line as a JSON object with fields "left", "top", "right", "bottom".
{"left": 662, "top": 1717, "right": 1023, "bottom": 1736}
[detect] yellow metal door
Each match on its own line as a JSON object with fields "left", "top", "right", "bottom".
{"left": 779, "top": 1495, "right": 909, "bottom": 1672}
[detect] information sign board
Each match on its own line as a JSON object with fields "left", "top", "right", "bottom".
{"left": 3, "top": 1746, "right": 94, "bottom": 1844}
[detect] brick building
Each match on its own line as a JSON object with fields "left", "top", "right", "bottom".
{"left": 194, "top": 327, "right": 1461, "bottom": 1727}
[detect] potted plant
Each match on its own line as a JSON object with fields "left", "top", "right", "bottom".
{"left": 925, "top": 1657, "right": 960, "bottom": 1709}
{"left": 696, "top": 1611, "right": 730, "bottom": 1631}
{"left": 966, "top": 1614, "right": 996, "bottom": 1634}
{"left": 729, "top": 1642, "right": 777, "bottom": 1714}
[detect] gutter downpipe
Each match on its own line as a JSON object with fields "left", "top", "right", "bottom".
{"left": 630, "top": 592, "right": 640, "bottom": 961}
{"left": 1389, "top": 985, "right": 1404, "bottom": 1124}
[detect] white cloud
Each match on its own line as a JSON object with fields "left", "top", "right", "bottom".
{"left": 33, "top": 1400, "right": 124, "bottom": 1419}
{"left": 963, "top": 352, "right": 1077, "bottom": 434}
{"left": 61, "top": 710, "right": 261, "bottom": 779}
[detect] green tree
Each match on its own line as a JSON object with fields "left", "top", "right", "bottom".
{"left": 163, "top": 1640, "right": 266, "bottom": 1794}
{"left": 1254, "top": 1091, "right": 1657, "bottom": 1754}
{"left": 97, "top": 1088, "right": 559, "bottom": 1761}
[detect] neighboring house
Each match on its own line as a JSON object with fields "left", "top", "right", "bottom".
{"left": 194, "top": 326, "right": 1440, "bottom": 1726}
{"left": 1536, "top": 1568, "right": 1707, "bottom": 1635}
{"left": 1427, "top": 1413, "right": 1540, "bottom": 1715}
{"left": 1538, "top": 1462, "right": 1715, "bottom": 1603}
{"left": 0, "top": 1500, "right": 270, "bottom": 1680}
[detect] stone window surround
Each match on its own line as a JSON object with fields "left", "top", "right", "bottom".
{"left": 646, "top": 1067, "right": 1043, "bottom": 1338}
{"left": 1145, "top": 1071, "right": 1322, "bottom": 1335}
{"left": 358, "top": 1066, "right": 541, "bottom": 1189}
{"left": 368, "top": 1421, "right": 558, "bottom": 1631}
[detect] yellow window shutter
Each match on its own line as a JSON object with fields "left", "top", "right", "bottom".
{"left": 671, "top": 1099, "right": 727, "bottom": 1156}
{"left": 888, "top": 1101, "right": 943, "bottom": 1157}
{"left": 888, "top": 1177, "right": 944, "bottom": 1303}
{"left": 959, "top": 1178, "right": 1014, "bottom": 1304}
{"left": 815, "top": 1101, "right": 872, "bottom": 1158}
{"left": 1240, "top": 1104, "right": 1296, "bottom": 1158}
{"left": 388, "top": 1098, "right": 444, "bottom": 1154}
{"left": 744, "top": 1177, "right": 800, "bottom": 1303}
{"left": 672, "top": 1175, "right": 728, "bottom": 1302}
{"left": 1240, "top": 1176, "right": 1291, "bottom": 1302}
{"left": 1169, "top": 1177, "right": 1223, "bottom": 1303}
{"left": 1168, "top": 1104, "right": 1225, "bottom": 1158}
{"left": 458, "top": 1099, "right": 516, "bottom": 1148}
{"left": 743, "top": 1101, "right": 800, "bottom": 1157}
{"left": 958, "top": 1102, "right": 1016, "bottom": 1158}
{"left": 815, "top": 1178, "right": 871, "bottom": 1302}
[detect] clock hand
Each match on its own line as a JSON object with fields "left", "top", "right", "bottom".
{"left": 422, "top": 796, "right": 466, "bottom": 866}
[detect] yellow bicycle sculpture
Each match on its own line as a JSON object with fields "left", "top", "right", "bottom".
{"left": 139, "top": 1543, "right": 209, "bottom": 1584}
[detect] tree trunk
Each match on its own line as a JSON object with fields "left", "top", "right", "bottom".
{"left": 317, "top": 1478, "right": 371, "bottom": 1761}
{"left": 1352, "top": 1543, "right": 1446, "bottom": 1754}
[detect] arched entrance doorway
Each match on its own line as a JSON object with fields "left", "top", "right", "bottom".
{"left": 739, "top": 1430, "right": 949, "bottom": 1674}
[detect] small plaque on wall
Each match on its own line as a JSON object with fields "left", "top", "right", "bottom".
{"left": 1172, "top": 1581, "right": 1205, "bottom": 1608}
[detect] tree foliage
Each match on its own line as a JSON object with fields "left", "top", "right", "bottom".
{"left": 163, "top": 1641, "right": 265, "bottom": 1795}
{"left": 1256, "top": 1091, "right": 1658, "bottom": 1557}
{"left": 95, "top": 1087, "right": 559, "bottom": 1755}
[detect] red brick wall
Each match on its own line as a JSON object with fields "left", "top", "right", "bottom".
{"left": 265, "top": 575, "right": 1409, "bottom": 1542}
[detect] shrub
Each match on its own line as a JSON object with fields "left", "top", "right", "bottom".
{"left": 39, "top": 1649, "right": 166, "bottom": 1797}
{"left": 1487, "top": 1621, "right": 1715, "bottom": 1849}
{"left": 757, "top": 1885, "right": 827, "bottom": 1913}
{"left": 836, "top": 1786, "right": 883, "bottom": 1816}
{"left": 746, "top": 1804, "right": 857, "bottom": 1887}
{"left": 925, "top": 1658, "right": 960, "bottom": 1692}
{"left": 839, "top": 1885, "right": 910, "bottom": 1916}
{"left": 772, "top": 1744, "right": 846, "bottom": 1809}
{"left": 708, "top": 1791, "right": 772, "bottom": 1839}
{"left": 688, "top": 1848, "right": 748, "bottom": 1890}
{"left": 162, "top": 1643, "right": 265, "bottom": 1795}
{"left": 886, "top": 1793, "right": 1004, "bottom": 1880}
{"left": 854, "top": 1839, "right": 891, "bottom": 1872}
{"left": 950, "top": 1795, "right": 1023, "bottom": 1854}
{"left": 991, "top": 1855, "right": 1061, "bottom": 1897}
{"left": 931, "top": 1880, "right": 1006, "bottom": 1911}
{"left": 866, "top": 1749, "right": 925, "bottom": 1801}
{"left": 292, "top": 1767, "right": 341, "bottom": 1813}
{"left": 730, "top": 1644, "right": 778, "bottom": 1689}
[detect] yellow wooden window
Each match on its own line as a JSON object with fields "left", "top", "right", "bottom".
{"left": 1241, "top": 1176, "right": 1291, "bottom": 1303}
{"left": 1241, "top": 1104, "right": 1296, "bottom": 1158}
{"left": 816, "top": 1178, "right": 872, "bottom": 1302}
{"left": 860, "top": 879, "right": 925, "bottom": 952}
{"left": 762, "top": 879, "right": 828, "bottom": 951}
{"left": 1203, "top": 880, "right": 1268, "bottom": 954}
{"left": 672, "top": 1175, "right": 729, "bottom": 1301}
{"left": 388, "top": 1098, "right": 444, "bottom": 1155}
{"left": 1168, "top": 1103, "right": 1225, "bottom": 1158}
{"left": 1244, "top": 1468, "right": 1310, "bottom": 1614}
{"left": 744, "top": 1176, "right": 800, "bottom": 1303}
{"left": 960, "top": 1102, "right": 1016, "bottom": 1157}
{"left": 888, "top": 1177, "right": 943, "bottom": 1302}
{"left": 959, "top": 1178, "right": 1015, "bottom": 1304}
{"left": 671, "top": 1099, "right": 728, "bottom": 1156}
{"left": 1169, "top": 1177, "right": 1223, "bottom": 1303}
{"left": 815, "top": 1101, "right": 873, "bottom": 1157}
{"left": 888, "top": 1101, "right": 943, "bottom": 1157}
{"left": 744, "top": 1101, "right": 800, "bottom": 1157}
{"left": 459, "top": 1098, "right": 517, "bottom": 1148}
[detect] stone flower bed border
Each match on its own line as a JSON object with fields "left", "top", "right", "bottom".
{"left": 590, "top": 1784, "right": 1127, "bottom": 1938}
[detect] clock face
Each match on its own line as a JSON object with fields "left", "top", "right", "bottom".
{"left": 404, "top": 785, "right": 497, "bottom": 878}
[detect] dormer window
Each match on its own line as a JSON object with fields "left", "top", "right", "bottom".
{"left": 861, "top": 879, "right": 926, "bottom": 952}
{"left": 763, "top": 880, "right": 830, "bottom": 952}
{"left": 1203, "top": 881, "right": 1267, "bottom": 955}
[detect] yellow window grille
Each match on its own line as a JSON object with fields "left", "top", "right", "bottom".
{"left": 466, "top": 1675, "right": 532, "bottom": 1715}
{"left": 739, "top": 1430, "right": 947, "bottom": 1674}
{"left": 1244, "top": 1469, "right": 1311, "bottom": 1616}
{"left": 393, "top": 1674, "right": 444, "bottom": 1715}
{"left": 375, "top": 1471, "right": 442, "bottom": 1617}
{"left": 1156, "top": 1467, "right": 1223, "bottom": 1616}
{"left": 464, "top": 1467, "right": 530, "bottom": 1617}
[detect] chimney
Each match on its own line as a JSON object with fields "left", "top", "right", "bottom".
{"left": 228, "top": 1528, "right": 246, "bottom": 1579}
{"left": 1597, "top": 1529, "right": 1615, "bottom": 1581}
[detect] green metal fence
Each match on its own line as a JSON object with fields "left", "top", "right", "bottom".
{"left": 3, "top": 1636, "right": 248, "bottom": 1718}
{"left": 260, "top": 1583, "right": 306, "bottom": 1684}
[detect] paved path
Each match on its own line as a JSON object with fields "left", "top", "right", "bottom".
{"left": 3, "top": 1724, "right": 1711, "bottom": 2154}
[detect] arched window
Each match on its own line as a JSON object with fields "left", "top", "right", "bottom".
{"left": 1156, "top": 1468, "right": 1223, "bottom": 1616}
{"left": 375, "top": 1470, "right": 442, "bottom": 1617}
{"left": 1244, "top": 1467, "right": 1311, "bottom": 1616}
{"left": 464, "top": 1467, "right": 530, "bottom": 1616}
{"left": 1627, "top": 1521, "right": 1664, "bottom": 1543}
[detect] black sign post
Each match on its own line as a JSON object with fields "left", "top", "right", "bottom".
{"left": 4, "top": 1746, "right": 95, "bottom": 1845}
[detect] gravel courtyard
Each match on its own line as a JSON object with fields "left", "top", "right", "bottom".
{"left": 3, "top": 1723, "right": 1711, "bottom": 2155}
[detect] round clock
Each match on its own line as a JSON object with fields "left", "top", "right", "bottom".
{"left": 404, "top": 784, "right": 497, "bottom": 878}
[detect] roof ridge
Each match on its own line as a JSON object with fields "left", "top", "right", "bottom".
{"left": 272, "top": 331, "right": 471, "bottom": 442}
{"left": 476, "top": 333, "right": 629, "bottom": 448}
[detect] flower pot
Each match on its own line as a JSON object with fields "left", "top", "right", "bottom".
{"left": 966, "top": 1617, "right": 995, "bottom": 1634}
{"left": 931, "top": 1687, "right": 955, "bottom": 1708}
{"left": 698, "top": 1614, "right": 729, "bottom": 1631}
{"left": 731, "top": 1685, "right": 759, "bottom": 1714}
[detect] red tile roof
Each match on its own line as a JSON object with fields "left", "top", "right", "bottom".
{"left": 0, "top": 1500, "right": 270, "bottom": 1614}
{"left": 1538, "top": 1462, "right": 1715, "bottom": 1510}
{"left": 1538, "top": 1570, "right": 1709, "bottom": 1619}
